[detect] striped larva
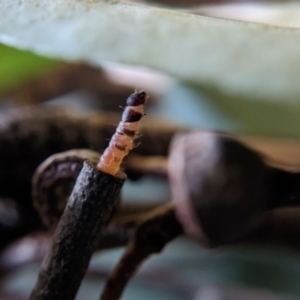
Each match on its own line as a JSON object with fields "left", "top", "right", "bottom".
{"left": 97, "top": 91, "right": 147, "bottom": 175}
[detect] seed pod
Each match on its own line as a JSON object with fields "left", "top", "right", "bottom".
{"left": 168, "top": 131, "right": 269, "bottom": 247}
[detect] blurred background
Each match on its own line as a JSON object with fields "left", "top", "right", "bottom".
{"left": 1, "top": 1, "right": 300, "bottom": 300}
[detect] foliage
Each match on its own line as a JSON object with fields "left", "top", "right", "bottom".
{"left": 1, "top": 1, "right": 300, "bottom": 137}
{"left": 0, "top": 44, "right": 60, "bottom": 91}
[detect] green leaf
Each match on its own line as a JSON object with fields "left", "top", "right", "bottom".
{"left": 1, "top": 1, "right": 300, "bottom": 137}
{"left": 0, "top": 0, "right": 297, "bottom": 101}
{"left": 161, "top": 83, "right": 300, "bottom": 139}
{"left": 0, "top": 44, "right": 60, "bottom": 91}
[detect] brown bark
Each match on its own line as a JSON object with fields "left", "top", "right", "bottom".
{"left": 100, "top": 203, "right": 182, "bottom": 300}
{"left": 5, "top": 63, "right": 133, "bottom": 109}
{"left": 29, "top": 160, "right": 126, "bottom": 300}
{"left": 0, "top": 106, "right": 181, "bottom": 205}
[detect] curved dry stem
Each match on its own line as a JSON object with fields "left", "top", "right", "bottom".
{"left": 100, "top": 203, "right": 182, "bottom": 300}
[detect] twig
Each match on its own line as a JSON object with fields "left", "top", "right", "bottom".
{"left": 4, "top": 63, "right": 134, "bottom": 108}
{"left": 32, "top": 149, "right": 100, "bottom": 229}
{"left": 125, "top": 155, "right": 168, "bottom": 179}
{"left": 266, "top": 167, "right": 300, "bottom": 209}
{"left": 32, "top": 149, "right": 168, "bottom": 230}
{"left": 113, "top": 202, "right": 163, "bottom": 217}
{"left": 30, "top": 91, "right": 150, "bottom": 299}
{"left": 29, "top": 160, "right": 126, "bottom": 300}
{"left": 0, "top": 105, "right": 182, "bottom": 207}
{"left": 0, "top": 105, "right": 182, "bottom": 247}
{"left": 112, "top": 202, "right": 171, "bottom": 227}
{"left": 100, "top": 203, "right": 182, "bottom": 300}
{"left": 246, "top": 207, "right": 300, "bottom": 250}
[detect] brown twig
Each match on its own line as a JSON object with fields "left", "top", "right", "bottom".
{"left": 125, "top": 155, "right": 169, "bottom": 179}
{"left": 0, "top": 105, "right": 182, "bottom": 248}
{"left": 0, "top": 106, "right": 182, "bottom": 206}
{"left": 113, "top": 202, "right": 163, "bottom": 217}
{"left": 266, "top": 167, "right": 300, "bottom": 210}
{"left": 168, "top": 131, "right": 269, "bottom": 247}
{"left": 32, "top": 147, "right": 167, "bottom": 230}
{"left": 100, "top": 203, "right": 182, "bottom": 300}
{"left": 32, "top": 149, "right": 101, "bottom": 229}
{"left": 4, "top": 63, "right": 134, "bottom": 108}
{"left": 246, "top": 207, "right": 300, "bottom": 250}
{"left": 30, "top": 160, "right": 126, "bottom": 300}
{"left": 2, "top": 105, "right": 300, "bottom": 211}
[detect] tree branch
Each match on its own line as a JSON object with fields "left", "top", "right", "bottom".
{"left": 100, "top": 203, "right": 182, "bottom": 300}
{"left": 30, "top": 160, "right": 126, "bottom": 300}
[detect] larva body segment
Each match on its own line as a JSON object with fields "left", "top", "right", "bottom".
{"left": 97, "top": 91, "right": 147, "bottom": 175}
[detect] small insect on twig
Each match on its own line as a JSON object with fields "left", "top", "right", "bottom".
{"left": 97, "top": 91, "right": 147, "bottom": 175}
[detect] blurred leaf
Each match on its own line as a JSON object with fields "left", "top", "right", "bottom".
{"left": 0, "top": 44, "right": 61, "bottom": 91}
{"left": 0, "top": 1, "right": 299, "bottom": 101}
{"left": 159, "top": 83, "right": 300, "bottom": 139}
{"left": 1, "top": 1, "right": 300, "bottom": 137}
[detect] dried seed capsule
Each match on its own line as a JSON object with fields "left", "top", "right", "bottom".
{"left": 168, "top": 131, "right": 269, "bottom": 247}
{"left": 97, "top": 91, "right": 147, "bottom": 175}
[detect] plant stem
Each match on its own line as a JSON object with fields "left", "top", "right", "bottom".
{"left": 29, "top": 160, "right": 126, "bottom": 300}
{"left": 100, "top": 203, "right": 182, "bottom": 300}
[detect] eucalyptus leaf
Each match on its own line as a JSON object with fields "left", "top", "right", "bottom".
{"left": 0, "top": 0, "right": 299, "bottom": 102}
{"left": 0, "top": 44, "right": 60, "bottom": 91}
{"left": 1, "top": 1, "right": 300, "bottom": 137}
{"left": 159, "top": 83, "right": 300, "bottom": 139}
{"left": 192, "top": 2, "right": 300, "bottom": 28}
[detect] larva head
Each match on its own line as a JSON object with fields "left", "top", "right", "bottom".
{"left": 127, "top": 91, "right": 147, "bottom": 106}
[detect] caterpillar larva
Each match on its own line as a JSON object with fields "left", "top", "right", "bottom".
{"left": 97, "top": 91, "right": 147, "bottom": 175}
